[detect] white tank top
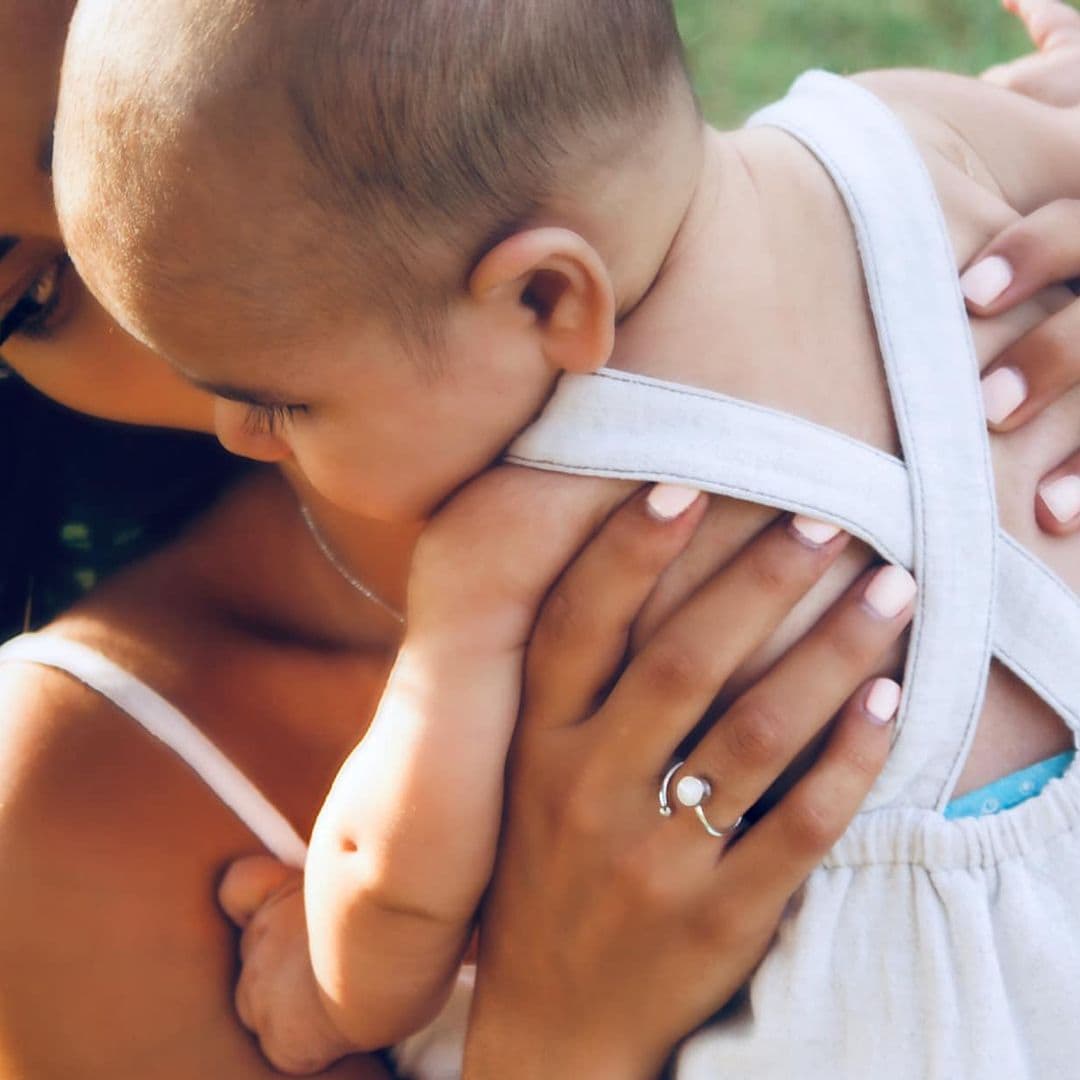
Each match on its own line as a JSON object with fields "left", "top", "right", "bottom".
{"left": 507, "top": 71, "right": 1080, "bottom": 1078}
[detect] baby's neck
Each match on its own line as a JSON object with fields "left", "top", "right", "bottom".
{"left": 603, "top": 120, "right": 899, "bottom": 455}
{"left": 611, "top": 124, "right": 781, "bottom": 373}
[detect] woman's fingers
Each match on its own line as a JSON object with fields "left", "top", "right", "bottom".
{"left": 523, "top": 484, "right": 706, "bottom": 730}
{"left": 962, "top": 201, "right": 1080, "bottom": 314}
{"left": 980, "top": 301, "right": 1080, "bottom": 431}
{"left": 1037, "top": 452, "right": 1080, "bottom": 533}
{"left": 959, "top": 202, "right": 1080, "bottom": 432}
{"left": 675, "top": 566, "right": 914, "bottom": 836}
{"left": 719, "top": 678, "right": 898, "bottom": 903}
{"left": 596, "top": 514, "right": 851, "bottom": 769}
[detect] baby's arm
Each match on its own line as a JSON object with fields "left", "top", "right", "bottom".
{"left": 218, "top": 591, "right": 532, "bottom": 1073}
{"left": 303, "top": 619, "right": 528, "bottom": 1051}
{"left": 303, "top": 472, "right": 638, "bottom": 1050}
{"left": 217, "top": 620, "right": 524, "bottom": 1075}
{"left": 221, "top": 469, "right": 645, "bottom": 1072}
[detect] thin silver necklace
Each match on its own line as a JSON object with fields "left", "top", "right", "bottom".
{"left": 299, "top": 503, "right": 406, "bottom": 626}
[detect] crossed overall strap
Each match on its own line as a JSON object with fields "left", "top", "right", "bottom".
{"left": 507, "top": 72, "right": 1080, "bottom": 813}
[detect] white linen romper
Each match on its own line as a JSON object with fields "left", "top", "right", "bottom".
{"left": 507, "top": 72, "right": 1080, "bottom": 1079}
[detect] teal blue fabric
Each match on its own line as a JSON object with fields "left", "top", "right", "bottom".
{"left": 944, "top": 751, "right": 1076, "bottom": 820}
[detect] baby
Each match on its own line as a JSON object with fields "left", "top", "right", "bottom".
{"left": 54, "top": 1, "right": 1080, "bottom": 1076}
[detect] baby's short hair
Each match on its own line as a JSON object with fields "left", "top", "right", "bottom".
{"left": 58, "top": 0, "right": 692, "bottom": 351}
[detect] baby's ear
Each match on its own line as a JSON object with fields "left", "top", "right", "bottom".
{"left": 469, "top": 228, "right": 615, "bottom": 374}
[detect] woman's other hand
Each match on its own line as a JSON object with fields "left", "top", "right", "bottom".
{"left": 465, "top": 500, "right": 914, "bottom": 1080}
{"left": 961, "top": 205, "right": 1080, "bottom": 533}
{"left": 983, "top": 0, "right": 1080, "bottom": 106}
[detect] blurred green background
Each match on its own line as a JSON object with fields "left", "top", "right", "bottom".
{"left": 675, "top": 0, "right": 1032, "bottom": 125}
{"left": 0, "top": 0, "right": 1051, "bottom": 641}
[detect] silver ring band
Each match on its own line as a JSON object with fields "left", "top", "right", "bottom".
{"left": 658, "top": 760, "right": 744, "bottom": 839}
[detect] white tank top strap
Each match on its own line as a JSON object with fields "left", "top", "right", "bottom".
{"left": 506, "top": 371, "right": 1080, "bottom": 737}
{"left": 508, "top": 70, "right": 1079, "bottom": 813}
{"left": 0, "top": 632, "right": 308, "bottom": 868}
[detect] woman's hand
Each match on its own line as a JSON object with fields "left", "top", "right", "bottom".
{"left": 961, "top": 207, "right": 1080, "bottom": 533}
{"left": 983, "top": 0, "right": 1080, "bottom": 105}
{"left": 465, "top": 499, "right": 915, "bottom": 1080}
{"left": 967, "top": 0, "right": 1080, "bottom": 535}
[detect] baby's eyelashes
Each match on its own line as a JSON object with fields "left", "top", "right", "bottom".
{"left": 242, "top": 401, "right": 309, "bottom": 437}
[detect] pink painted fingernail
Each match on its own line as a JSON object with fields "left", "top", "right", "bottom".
{"left": 960, "top": 255, "right": 1013, "bottom": 307}
{"left": 865, "top": 678, "right": 902, "bottom": 725}
{"left": 646, "top": 484, "right": 701, "bottom": 521}
{"left": 1040, "top": 474, "right": 1080, "bottom": 524}
{"left": 864, "top": 565, "right": 917, "bottom": 619}
{"left": 791, "top": 516, "right": 843, "bottom": 547}
{"left": 981, "top": 367, "right": 1027, "bottom": 425}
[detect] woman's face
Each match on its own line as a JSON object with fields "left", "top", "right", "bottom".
{"left": 0, "top": 0, "right": 214, "bottom": 431}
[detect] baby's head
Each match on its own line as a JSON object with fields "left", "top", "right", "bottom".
{"left": 55, "top": 0, "right": 698, "bottom": 519}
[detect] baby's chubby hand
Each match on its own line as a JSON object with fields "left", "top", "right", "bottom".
{"left": 218, "top": 855, "right": 356, "bottom": 1076}
{"left": 407, "top": 463, "right": 629, "bottom": 646}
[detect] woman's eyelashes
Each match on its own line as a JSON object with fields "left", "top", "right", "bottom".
{"left": 242, "top": 401, "right": 309, "bottom": 437}
{"left": 0, "top": 256, "right": 72, "bottom": 344}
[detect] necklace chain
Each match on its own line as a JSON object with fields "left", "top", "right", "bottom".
{"left": 299, "top": 503, "right": 406, "bottom": 626}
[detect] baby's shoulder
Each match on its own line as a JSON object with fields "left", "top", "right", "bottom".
{"left": 852, "top": 68, "right": 1080, "bottom": 212}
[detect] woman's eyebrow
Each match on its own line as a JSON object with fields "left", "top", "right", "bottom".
{"left": 0, "top": 237, "right": 18, "bottom": 262}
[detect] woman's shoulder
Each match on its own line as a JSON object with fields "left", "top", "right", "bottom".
{"left": 0, "top": 469, "right": 395, "bottom": 1075}
{"left": 0, "top": 642, "right": 388, "bottom": 1079}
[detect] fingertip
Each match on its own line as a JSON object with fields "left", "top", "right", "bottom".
{"left": 862, "top": 565, "right": 918, "bottom": 621}
{"left": 960, "top": 254, "right": 1014, "bottom": 311}
{"left": 981, "top": 366, "right": 1028, "bottom": 428}
{"left": 789, "top": 515, "right": 846, "bottom": 548}
{"left": 1037, "top": 474, "right": 1080, "bottom": 533}
{"left": 645, "top": 484, "right": 703, "bottom": 522}
{"left": 862, "top": 678, "right": 902, "bottom": 726}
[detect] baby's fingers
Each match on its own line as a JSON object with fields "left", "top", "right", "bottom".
{"left": 983, "top": 1, "right": 1080, "bottom": 105}
{"left": 218, "top": 854, "right": 299, "bottom": 928}
{"left": 1003, "top": 0, "right": 1080, "bottom": 51}
{"left": 523, "top": 484, "right": 706, "bottom": 730}
{"left": 1038, "top": 453, "right": 1080, "bottom": 533}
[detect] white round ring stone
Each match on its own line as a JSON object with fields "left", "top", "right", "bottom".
{"left": 675, "top": 775, "right": 710, "bottom": 808}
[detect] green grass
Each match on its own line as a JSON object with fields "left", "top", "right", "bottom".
{"left": 674, "top": 0, "right": 1037, "bottom": 124}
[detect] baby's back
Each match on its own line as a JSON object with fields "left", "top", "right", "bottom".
{"left": 507, "top": 68, "right": 1080, "bottom": 1075}
{"left": 519, "top": 69, "right": 1080, "bottom": 799}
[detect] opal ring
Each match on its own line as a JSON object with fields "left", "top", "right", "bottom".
{"left": 658, "top": 761, "right": 744, "bottom": 839}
